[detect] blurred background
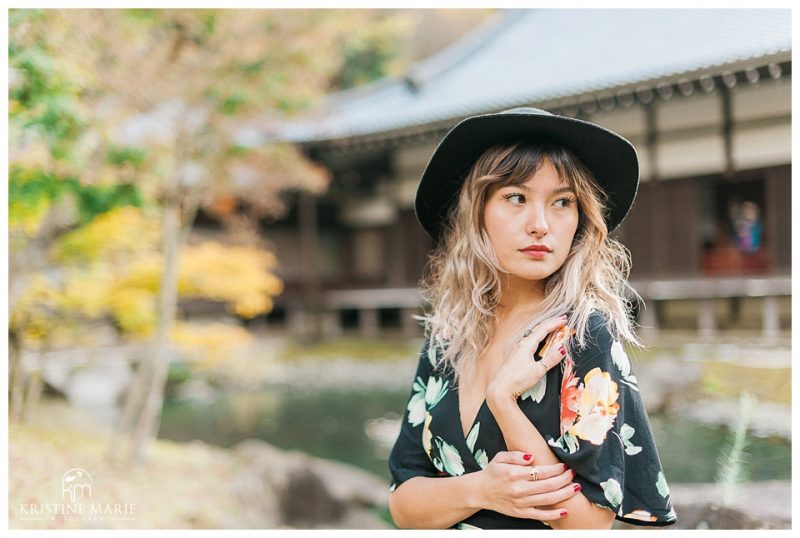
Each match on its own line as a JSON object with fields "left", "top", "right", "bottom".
{"left": 8, "top": 8, "right": 791, "bottom": 530}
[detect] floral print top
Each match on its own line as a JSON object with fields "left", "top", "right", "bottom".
{"left": 388, "top": 312, "right": 677, "bottom": 529}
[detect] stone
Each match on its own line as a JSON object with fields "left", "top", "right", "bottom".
{"left": 231, "top": 439, "right": 390, "bottom": 529}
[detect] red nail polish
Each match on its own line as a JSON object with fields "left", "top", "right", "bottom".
{"left": 561, "top": 463, "right": 568, "bottom": 472}
{"left": 573, "top": 484, "right": 582, "bottom": 493}
{"left": 559, "top": 510, "right": 568, "bottom": 518}
{"left": 523, "top": 453, "right": 532, "bottom": 461}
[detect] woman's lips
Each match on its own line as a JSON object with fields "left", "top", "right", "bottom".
{"left": 519, "top": 245, "right": 551, "bottom": 258}
{"left": 520, "top": 250, "right": 548, "bottom": 259}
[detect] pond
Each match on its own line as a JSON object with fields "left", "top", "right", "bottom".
{"left": 159, "top": 386, "right": 791, "bottom": 485}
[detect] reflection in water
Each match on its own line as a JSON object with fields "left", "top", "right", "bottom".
{"left": 159, "top": 386, "right": 790, "bottom": 484}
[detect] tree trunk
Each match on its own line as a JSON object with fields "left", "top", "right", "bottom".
{"left": 126, "top": 174, "right": 182, "bottom": 465}
{"left": 8, "top": 330, "right": 26, "bottom": 422}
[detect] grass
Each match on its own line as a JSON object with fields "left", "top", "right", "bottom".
{"left": 9, "top": 399, "right": 245, "bottom": 529}
{"left": 699, "top": 360, "right": 790, "bottom": 405}
{"left": 277, "top": 336, "right": 423, "bottom": 363}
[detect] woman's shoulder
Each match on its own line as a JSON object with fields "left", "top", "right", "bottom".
{"left": 569, "top": 310, "right": 619, "bottom": 366}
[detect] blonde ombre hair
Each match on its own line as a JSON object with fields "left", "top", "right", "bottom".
{"left": 420, "top": 140, "right": 642, "bottom": 382}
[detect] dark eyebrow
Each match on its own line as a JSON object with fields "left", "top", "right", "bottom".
{"left": 505, "top": 184, "right": 575, "bottom": 195}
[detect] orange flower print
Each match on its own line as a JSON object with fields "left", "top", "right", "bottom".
{"left": 550, "top": 365, "right": 620, "bottom": 454}
{"left": 559, "top": 355, "right": 582, "bottom": 435}
{"left": 570, "top": 367, "right": 620, "bottom": 445}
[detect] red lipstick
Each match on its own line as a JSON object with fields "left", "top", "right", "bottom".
{"left": 519, "top": 244, "right": 551, "bottom": 258}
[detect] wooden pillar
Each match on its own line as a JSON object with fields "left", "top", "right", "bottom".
{"left": 763, "top": 296, "right": 780, "bottom": 340}
{"left": 299, "top": 192, "right": 322, "bottom": 340}
{"left": 321, "top": 310, "right": 342, "bottom": 338}
{"left": 360, "top": 308, "right": 379, "bottom": 338}
{"left": 698, "top": 299, "right": 716, "bottom": 338}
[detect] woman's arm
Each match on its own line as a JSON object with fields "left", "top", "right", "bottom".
{"left": 487, "top": 390, "right": 616, "bottom": 529}
{"left": 389, "top": 471, "right": 482, "bottom": 528}
{"left": 389, "top": 452, "right": 578, "bottom": 529}
{"left": 486, "top": 315, "right": 616, "bottom": 529}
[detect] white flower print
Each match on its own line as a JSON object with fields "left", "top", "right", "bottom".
{"left": 406, "top": 375, "right": 449, "bottom": 427}
{"left": 425, "top": 376, "right": 449, "bottom": 408}
{"left": 435, "top": 437, "right": 465, "bottom": 476}
{"left": 406, "top": 378, "right": 427, "bottom": 427}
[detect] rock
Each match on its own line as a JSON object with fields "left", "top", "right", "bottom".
{"left": 634, "top": 356, "right": 703, "bottom": 413}
{"left": 672, "top": 503, "right": 780, "bottom": 529}
{"left": 668, "top": 481, "right": 791, "bottom": 529}
{"left": 172, "top": 378, "right": 219, "bottom": 403}
{"left": 230, "top": 439, "right": 390, "bottom": 529}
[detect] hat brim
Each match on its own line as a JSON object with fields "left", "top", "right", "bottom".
{"left": 414, "top": 109, "right": 639, "bottom": 242}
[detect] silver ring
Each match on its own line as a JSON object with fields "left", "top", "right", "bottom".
{"left": 529, "top": 466, "right": 540, "bottom": 480}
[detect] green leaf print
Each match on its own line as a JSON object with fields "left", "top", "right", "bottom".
{"left": 656, "top": 471, "right": 670, "bottom": 498}
{"left": 466, "top": 422, "right": 480, "bottom": 452}
{"left": 610, "top": 340, "right": 639, "bottom": 391}
{"left": 601, "top": 478, "right": 623, "bottom": 508}
{"left": 548, "top": 431, "right": 579, "bottom": 455}
{"left": 620, "top": 423, "right": 642, "bottom": 455}
{"left": 521, "top": 375, "right": 547, "bottom": 403}
{"left": 474, "top": 449, "right": 488, "bottom": 470}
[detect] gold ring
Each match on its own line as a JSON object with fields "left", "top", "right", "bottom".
{"left": 529, "top": 466, "right": 540, "bottom": 480}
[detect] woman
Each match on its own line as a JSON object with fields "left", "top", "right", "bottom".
{"left": 388, "top": 107, "right": 677, "bottom": 529}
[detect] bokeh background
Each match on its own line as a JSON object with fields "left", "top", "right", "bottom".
{"left": 8, "top": 8, "right": 791, "bottom": 530}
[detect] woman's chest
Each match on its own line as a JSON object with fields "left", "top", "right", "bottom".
{"left": 422, "top": 366, "right": 564, "bottom": 476}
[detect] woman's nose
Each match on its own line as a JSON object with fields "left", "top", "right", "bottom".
{"left": 526, "top": 205, "right": 549, "bottom": 236}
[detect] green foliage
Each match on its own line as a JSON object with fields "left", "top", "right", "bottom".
{"left": 107, "top": 145, "right": 147, "bottom": 167}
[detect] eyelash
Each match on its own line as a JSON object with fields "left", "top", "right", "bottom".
{"left": 503, "top": 193, "right": 576, "bottom": 207}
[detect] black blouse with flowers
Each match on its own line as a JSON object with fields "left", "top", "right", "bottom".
{"left": 388, "top": 312, "right": 677, "bottom": 529}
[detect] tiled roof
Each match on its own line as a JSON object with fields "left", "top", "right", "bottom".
{"left": 274, "top": 9, "right": 791, "bottom": 144}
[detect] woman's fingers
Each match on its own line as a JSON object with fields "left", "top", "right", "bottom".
{"left": 491, "top": 450, "right": 535, "bottom": 466}
{"left": 522, "top": 465, "right": 575, "bottom": 491}
{"left": 516, "top": 462, "right": 570, "bottom": 481}
{"left": 524, "top": 316, "right": 567, "bottom": 346}
{"left": 524, "top": 506, "right": 570, "bottom": 522}
{"left": 520, "top": 481, "right": 582, "bottom": 509}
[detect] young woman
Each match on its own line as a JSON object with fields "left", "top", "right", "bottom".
{"left": 388, "top": 108, "right": 677, "bottom": 529}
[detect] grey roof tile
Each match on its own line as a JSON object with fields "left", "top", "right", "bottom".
{"left": 276, "top": 9, "right": 791, "bottom": 143}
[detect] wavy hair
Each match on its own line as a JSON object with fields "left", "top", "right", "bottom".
{"left": 419, "top": 140, "right": 642, "bottom": 382}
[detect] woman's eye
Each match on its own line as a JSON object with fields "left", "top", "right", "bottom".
{"left": 503, "top": 193, "right": 526, "bottom": 204}
{"left": 554, "top": 197, "right": 575, "bottom": 208}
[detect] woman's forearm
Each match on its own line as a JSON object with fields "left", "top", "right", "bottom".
{"left": 487, "top": 390, "right": 616, "bottom": 529}
{"left": 389, "top": 472, "right": 484, "bottom": 529}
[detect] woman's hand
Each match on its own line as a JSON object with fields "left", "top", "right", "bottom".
{"left": 474, "top": 450, "right": 580, "bottom": 521}
{"left": 487, "top": 315, "right": 570, "bottom": 405}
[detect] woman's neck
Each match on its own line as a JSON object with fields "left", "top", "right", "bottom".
{"left": 495, "top": 275, "right": 547, "bottom": 323}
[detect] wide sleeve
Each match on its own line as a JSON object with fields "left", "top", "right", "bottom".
{"left": 387, "top": 337, "right": 445, "bottom": 492}
{"left": 547, "top": 313, "right": 678, "bottom": 527}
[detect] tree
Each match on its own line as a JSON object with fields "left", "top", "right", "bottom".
{"left": 9, "top": 8, "right": 411, "bottom": 465}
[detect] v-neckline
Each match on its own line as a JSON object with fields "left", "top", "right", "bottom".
{"left": 457, "top": 386, "right": 488, "bottom": 440}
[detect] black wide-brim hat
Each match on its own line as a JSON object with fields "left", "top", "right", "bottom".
{"left": 414, "top": 107, "right": 639, "bottom": 242}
